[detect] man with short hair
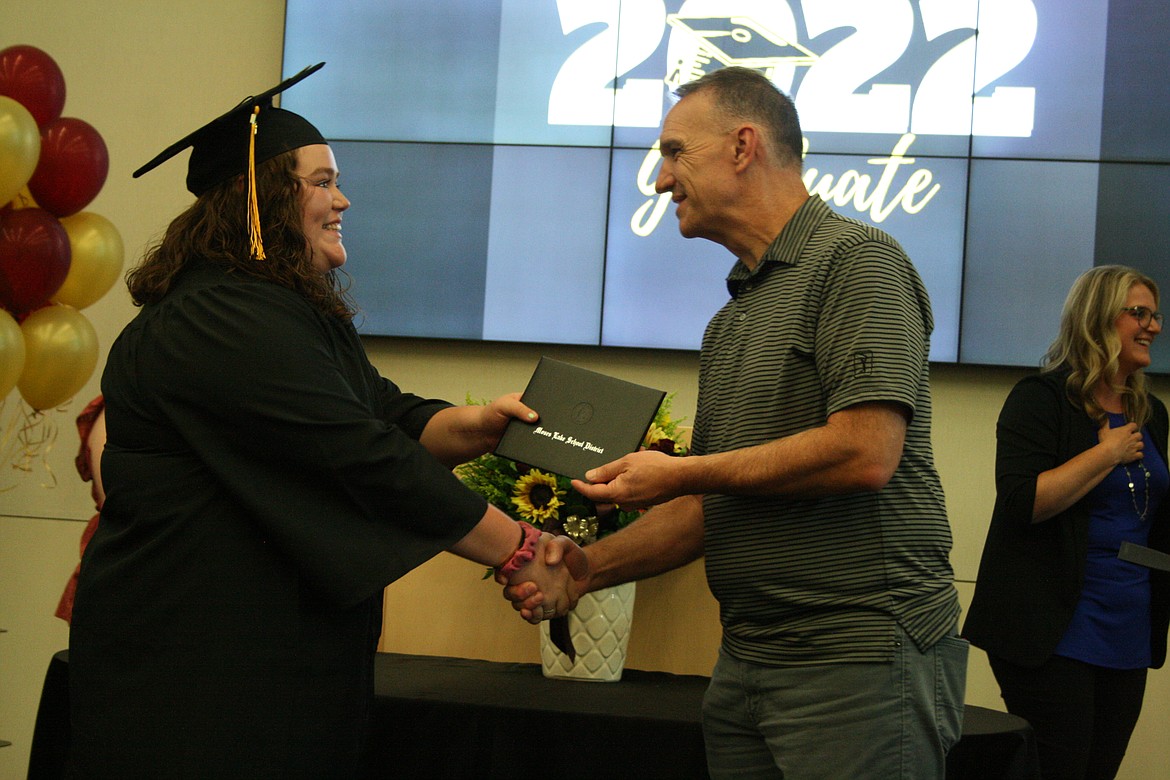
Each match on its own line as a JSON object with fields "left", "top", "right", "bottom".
{"left": 511, "top": 66, "right": 967, "bottom": 779}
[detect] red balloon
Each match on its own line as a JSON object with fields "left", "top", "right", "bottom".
{"left": 0, "top": 46, "right": 66, "bottom": 130}
{"left": 27, "top": 117, "right": 109, "bottom": 217}
{"left": 0, "top": 207, "right": 71, "bottom": 315}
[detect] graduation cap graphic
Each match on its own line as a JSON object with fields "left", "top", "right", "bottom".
{"left": 665, "top": 16, "right": 818, "bottom": 91}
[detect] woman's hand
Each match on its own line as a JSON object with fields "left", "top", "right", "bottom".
{"left": 420, "top": 392, "right": 537, "bottom": 466}
{"left": 1033, "top": 419, "right": 1147, "bottom": 523}
{"left": 1099, "top": 419, "right": 1144, "bottom": 465}
{"left": 473, "top": 393, "right": 536, "bottom": 450}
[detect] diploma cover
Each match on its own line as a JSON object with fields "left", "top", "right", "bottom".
{"left": 495, "top": 357, "right": 666, "bottom": 480}
{"left": 1118, "top": 541, "right": 1170, "bottom": 572}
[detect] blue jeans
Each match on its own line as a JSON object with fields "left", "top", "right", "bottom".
{"left": 702, "top": 627, "right": 968, "bottom": 779}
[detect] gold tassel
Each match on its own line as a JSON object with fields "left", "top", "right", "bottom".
{"left": 247, "top": 106, "right": 266, "bottom": 260}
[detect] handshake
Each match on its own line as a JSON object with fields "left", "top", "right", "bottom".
{"left": 495, "top": 530, "right": 592, "bottom": 660}
{"left": 496, "top": 530, "right": 590, "bottom": 625}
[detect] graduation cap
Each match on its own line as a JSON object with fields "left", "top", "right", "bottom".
{"left": 132, "top": 62, "right": 328, "bottom": 259}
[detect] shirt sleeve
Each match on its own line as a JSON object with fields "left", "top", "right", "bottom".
{"left": 813, "top": 236, "right": 931, "bottom": 418}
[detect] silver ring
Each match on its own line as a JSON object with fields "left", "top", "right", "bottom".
{"left": 542, "top": 607, "right": 556, "bottom": 619}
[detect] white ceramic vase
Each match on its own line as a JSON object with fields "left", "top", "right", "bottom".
{"left": 540, "top": 582, "right": 636, "bottom": 682}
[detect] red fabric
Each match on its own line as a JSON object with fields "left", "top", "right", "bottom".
{"left": 56, "top": 395, "right": 105, "bottom": 624}
{"left": 74, "top": 394, "right": 105, "bottom": 483}
{"left": 55, "top": 511, "right": 100, "bottom": 622}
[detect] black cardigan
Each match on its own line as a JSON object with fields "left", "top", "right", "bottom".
{"left": 962, "top": 370, "right": 1170, "bottom": 668}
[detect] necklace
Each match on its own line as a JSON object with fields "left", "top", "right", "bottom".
{"left": 1124, "top": 460, "right": 1151, "bottom": 522}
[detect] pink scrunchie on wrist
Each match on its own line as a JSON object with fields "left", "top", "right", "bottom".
{"left": 494, "top": 521, "right": 540, "bottom": 578}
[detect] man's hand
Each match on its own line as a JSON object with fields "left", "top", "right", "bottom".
{"left": 570, "top": 449, "right": 684, "bottom": 509}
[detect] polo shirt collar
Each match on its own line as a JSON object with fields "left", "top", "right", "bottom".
{"left": 726, "top": 195, "right": 828, "bottom": 298}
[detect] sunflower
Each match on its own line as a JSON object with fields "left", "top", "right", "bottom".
{"left": 511, "top": 469, "right": 565, "bottom": 524}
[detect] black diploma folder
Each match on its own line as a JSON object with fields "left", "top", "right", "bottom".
{"left": 494, "top": 357, "right": 666, "bottom": 480}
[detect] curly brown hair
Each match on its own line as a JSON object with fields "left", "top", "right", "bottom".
{"left": 126, "top": 149, "right": 355, "bottom": 320}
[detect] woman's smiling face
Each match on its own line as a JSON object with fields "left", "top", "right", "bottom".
{"left": 1114, "top": 282, "right": 1161, "bottom": 377}
{"left": 295, "top": 144, "right": 350, "bottom": 273}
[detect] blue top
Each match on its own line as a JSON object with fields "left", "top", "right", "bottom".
{"left": 1055, "top": 413, "right": 1170, "bottom": 668}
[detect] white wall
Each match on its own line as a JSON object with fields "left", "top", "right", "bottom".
{"left": 1, "top": 2, "right": 1167, "bottom": 778}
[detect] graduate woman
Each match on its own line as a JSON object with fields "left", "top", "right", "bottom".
{"left": 68, "top": 64, "right": 582, "bottom": 778}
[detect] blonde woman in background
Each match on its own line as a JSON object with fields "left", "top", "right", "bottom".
{"left": 964, "top": 265, "right": 1170, "bottom": 779}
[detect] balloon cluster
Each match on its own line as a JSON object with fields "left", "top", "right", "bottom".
{"left": 0, "top": 45, "right": 122, "bottom": 413}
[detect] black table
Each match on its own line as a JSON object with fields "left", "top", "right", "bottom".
{"left": 369, "top": 652, "right": 1041, "bottom": 780}
{"left": 29, "top": 650, "right": 1040, "bottom": 779}
{"left": 369, "top": 653, "right": 709, "bottom": 779}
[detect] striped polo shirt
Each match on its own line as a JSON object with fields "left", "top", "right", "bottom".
{"left": 693, "top": 195, "right": 960, "bottom": 666}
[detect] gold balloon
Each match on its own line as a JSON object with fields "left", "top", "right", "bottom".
{"left": 17, "top": 305, "right": 99, "bottom": 411}
{"left": 4, "top": 185, "right": 38, "bottom": 210}
{"left": 0, "top": 96, "right": 41, "bottom": 207}
{"left": 54, "top": 212, "right": 125, "bottom": 309}
{"left": 0, "top": 307, "right": 25, "bottom": 399}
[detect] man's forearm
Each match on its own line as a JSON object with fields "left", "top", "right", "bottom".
{"left": 685, "top": 401, "right": 909, "bottom": 498}
{"left": 585, "top": 493, "right": 705, "bottom": 593}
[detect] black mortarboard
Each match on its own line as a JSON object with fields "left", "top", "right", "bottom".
{"left": 132, "top": 62, "right": 327, "bottom": 259}
{"left": 132, "top": 62, "right": 327, "bottom": 196}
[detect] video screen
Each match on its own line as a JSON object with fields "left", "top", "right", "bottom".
{"left": 282, "top": 0, "right": 1170, "bottom": 372}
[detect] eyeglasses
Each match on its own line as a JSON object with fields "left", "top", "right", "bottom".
{"left": 1122, "top": 305, "right": 1164, "bottom": 329}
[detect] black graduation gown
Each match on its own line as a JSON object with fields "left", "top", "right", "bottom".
{"left": 69, "top": 260, "right": 487, "bottom": 778}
